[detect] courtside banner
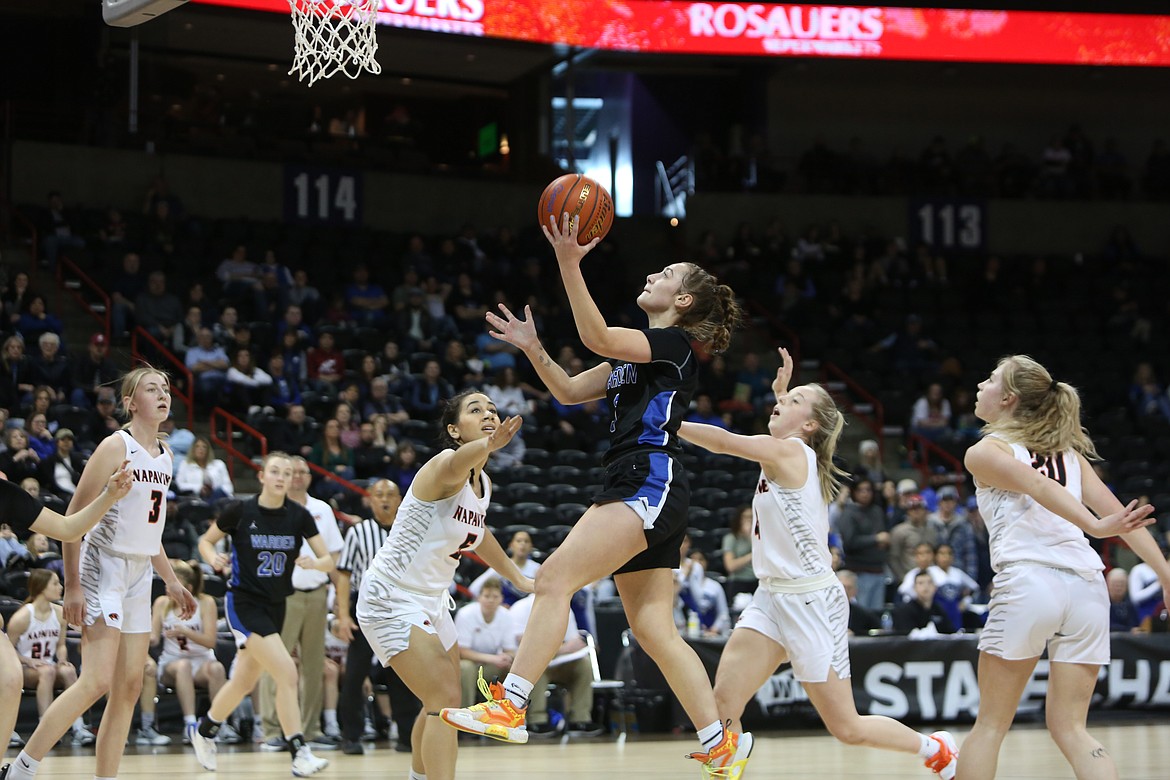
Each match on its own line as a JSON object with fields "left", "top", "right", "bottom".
{"left": 681, "top": 633, "right": 1170, "bottom": 727}
{"left": 193, "top": 1, "right": 1170, "bottom": 66}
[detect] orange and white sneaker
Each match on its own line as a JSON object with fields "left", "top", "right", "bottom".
{"left": 924, "top": 731, "right": 958, "bottom": 780}
{"left": 439, "top": 669, "right": 529, "bottom": 744}
{"left": 686, "top": 729, "right": 754, "bottom": 779}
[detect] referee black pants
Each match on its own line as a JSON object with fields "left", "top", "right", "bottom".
{"left": 340, "top": 601, "right": 421, "bottom": 745}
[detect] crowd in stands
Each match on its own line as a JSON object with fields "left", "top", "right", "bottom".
{"left": 694, "top": 125, "right": 1170, "bottom": 201}
{"left": 0, "top": 170, "right": 1167, "bottom": 745}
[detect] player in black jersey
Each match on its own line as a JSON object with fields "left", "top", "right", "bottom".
{"left": 0, "top": 465, "right": 132, "bottom": 765}
{"left": 191, "top": 452, "right": 334, "bottom": 777}
{"left": 442, "top": 213, "right": 752, "bottom": 776}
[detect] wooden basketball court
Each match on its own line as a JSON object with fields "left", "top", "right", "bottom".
{"left": 21, "top": 720, "right": 1170, "bottom": 778}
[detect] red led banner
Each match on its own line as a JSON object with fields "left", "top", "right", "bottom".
{"left": 193, "top": 1, "right": 1170, "bottom": 66}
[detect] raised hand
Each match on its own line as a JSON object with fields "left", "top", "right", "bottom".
{"left": 485, "top": 415, "right": 523, "bottom": 453}
{"left": 773, "top": 346, "right": 794, "bottom": 398}
{"left": 542, "top": 211, "right": 600, "bottom": 265}
{"left": 105, "top": 460, "right": 133, "bottom": 501}
{"left": 1097, "top": 500, "right": 1155, "bottom": 537}
{"left": 486, "top": 303, "right": 540, "bottom": 352}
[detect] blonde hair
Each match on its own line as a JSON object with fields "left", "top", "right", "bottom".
{"left": 118, "top": 365, "right": 170, "bottom": 434}
{"left": 981, "top": 355, "right": 1099, "bottom": 459}
{"left": 676, "top": 263, "right": 743, "bottom": 354}
{"left": 801, "top": 383, "right": 849, "bottom": 504}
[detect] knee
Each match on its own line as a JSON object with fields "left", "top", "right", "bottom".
{"left": 79, "top": 670, "right": 114, "bottom": 698}
{"left": 424, "top": 679, "right": 461, "bottom": 710}
{"left": 532, "top": 566, "right": 573, "bottom": 601}
{"left": 208, "top": 661, "right": 226, "bottom": 682}
{"left": 37, "top": 665, "right": 57, "bottom": 684}
{"left": 826, "top": 718, "right": 866, "bottom": 746}
{"left": 1044, "top": 711, "right": 1084, "bottom": 742}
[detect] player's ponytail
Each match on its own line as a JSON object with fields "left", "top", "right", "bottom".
{"left": 804, "top": 383, "right": 850, "bottom": 504}
{"left": 983, "top": 355, "right": 1099, "bottom": 459}
{"left": 676, "top": 264, "right": 743, "bottom": 354}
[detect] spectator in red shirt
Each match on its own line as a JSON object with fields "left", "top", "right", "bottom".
{"left": 307, "top": 330, "right": 345, "bottom": 392}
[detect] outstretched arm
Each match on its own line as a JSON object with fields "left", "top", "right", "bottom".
{"left": 543, "top": 212, "right": 655, "bottom": 364}
{"left": 965, "top": 439, "right": 1154, "bottom": 538}
{"left": 1078, "top": 452, "right": 1170, "bottom": 592}
{"left": 486, "top": 303, "right": 610, "bottom": 405}
{"left": 30, "top": 460, "right": 132, "bottom": 542}
{"left": 412, "top": 415, "right": 524, "bottom": 502}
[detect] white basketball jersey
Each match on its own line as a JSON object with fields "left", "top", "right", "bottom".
{"left": 368, "top": 471, "right": 491, "bottom": 594}
{"left": 15, "top": 604, "right": 60, "bottom": 663}
{"left": 975, "top": 437, "right": 1102, "bottom": 575}
{"left": 161, "top": 607, "right": 213, "bottom": 660}
{"left": 87, "top": 430, "right": 172, "bottom": 556}
{"left": 750, "top": 439, "right": 832, "bottom": 580}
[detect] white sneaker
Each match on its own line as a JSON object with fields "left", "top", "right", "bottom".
{"left": 361, "top": 719, "right": 378, "bottom": 742}
{"left": 136, "top": 725, "right": 172, "bottom": 746}
{"left": 71, "top": 726, "right": 97, "bottom": 747}
{"left": 216, "top": 722, "right": 243, "bottom": 744}
{"left": 184, "top": 723, "right": 197, "bottom": 745}
{"left": 191, "top": 726, "right": 218, "bottom": 771}
{"left": 8, "top": 732, "right": 24, "bottom": 748}
{"left": 925, "top": 731, "right": 959, "bottom": 780}
{"left": 291, "top": 746, "right": 329, "bottom": 777}
{"left": 388, "top": 721, "right": 399, "bottom": 742}
{"left": 322, "top": 725, "right": 342, "bottom": 740}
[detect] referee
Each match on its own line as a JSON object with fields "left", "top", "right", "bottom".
{"left": 333, "top": 479, "right": 421, "bottom": 754}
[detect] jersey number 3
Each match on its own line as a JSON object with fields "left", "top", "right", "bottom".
{"left": 450, "top": 533, "right": 478, "bottom": 561}
{"left": 147, "top": 490, "right": 163, "bottom": 524}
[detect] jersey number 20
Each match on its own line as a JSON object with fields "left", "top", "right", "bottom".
{"left": 257, "top": 551, "right": 287, "bottom": 577}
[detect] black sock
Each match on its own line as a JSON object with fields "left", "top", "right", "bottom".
{"left": 287, "top": 733, "right": 306, "bottom": 756}
{"left": 199, "top": 717, "right": 222, "bottom": 739}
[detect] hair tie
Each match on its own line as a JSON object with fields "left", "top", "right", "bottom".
{"left": 1049, "top": 379, "right": 1058, "bottom": 392}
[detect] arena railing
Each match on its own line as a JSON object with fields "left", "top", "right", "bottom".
{"left": 820, "top": 361, "right": 885, "bottom": 457}
{"left": 209, "top": 406, "right": 267, "bottom": 481}
{"left": 907, "top": 431, "right": 965, "bottom": 485}
{"left": 131, "top": 325, "right": 194, "bottom": 429}
{"left": 56, "top": 257, "right": 111, "bottom": 344}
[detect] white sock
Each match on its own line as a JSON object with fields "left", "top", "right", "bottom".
{"left": 324, "top": 709, "right": 339, "bottom": 730}
{"left": 140, "top": 711, "right": 155, "bottom": 730}
{"left": 501, "top": 674, "right": 533, "bottom": 710}
{"left": 409, "top": 771, "right": 427, "bottom": 780}
{"left": 918, "top": 733, "right": 940, "bottom": 758}
{"left": 73, "top": 717, "right": 87, "bottom": 733}
{"left": 184, "top": 715, "right": 198, "bottom": 726}
{"left": 697, "top": 720, "right": 725, "bottom": 752}
{"left": 8, "top": 751, "right": 40, "bottom": 780}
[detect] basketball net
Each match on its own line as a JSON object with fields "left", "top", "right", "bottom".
{"left": 288, "top": 0, "right": 382, "bottom": 87}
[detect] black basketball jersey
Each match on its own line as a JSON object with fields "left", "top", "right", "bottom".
{"left": 0, "top": 479, "right": 44, "bottom": 536}
{"left": 216, "top": 497, "right": 319, "bottom": 601}
{"left": 603, "top": 326, "right": 697, "bottom": 465}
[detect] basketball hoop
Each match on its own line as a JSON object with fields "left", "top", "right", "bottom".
{"left": 288, "top": 0, "right": 382, "bottom": 87}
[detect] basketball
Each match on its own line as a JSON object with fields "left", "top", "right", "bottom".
{"left": 537, "top": 173, "right": 614, "bottom": 246}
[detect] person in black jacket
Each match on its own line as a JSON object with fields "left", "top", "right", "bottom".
{"left": 893, "top": 570, "right": 955, "bottom": 635}
{"left": 37, "top": 429, "right": 87, "bottom": 501}
{"left": 836, "top": 479, "right": 890, "bottom": 613}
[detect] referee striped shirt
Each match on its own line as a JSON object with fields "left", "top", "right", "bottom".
{"left": 338, "top": 517, "right": 391, "bottom": 593}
